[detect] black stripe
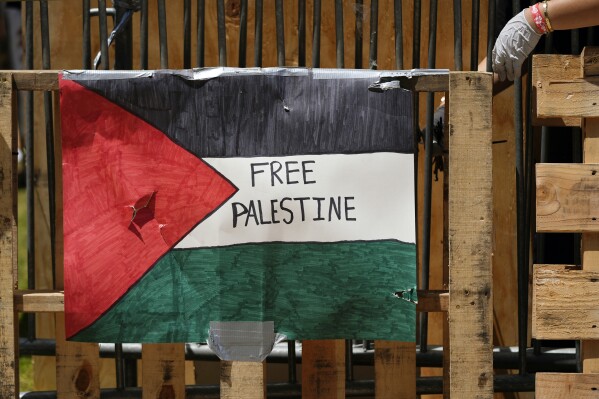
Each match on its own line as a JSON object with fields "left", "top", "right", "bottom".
{"left": 76, "top": 72, "right": 414, "bottom": 157}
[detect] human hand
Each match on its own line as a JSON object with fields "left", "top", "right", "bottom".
{"left": 492, "top": 10, "right": 542, "bottom": 81}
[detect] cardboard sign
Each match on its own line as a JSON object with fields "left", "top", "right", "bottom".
{"left": 59, "top": 69, "right": 416, "bottom": 343}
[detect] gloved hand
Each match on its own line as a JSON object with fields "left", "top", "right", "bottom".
{"left": 492, "top": 10, "right": 542, "bottom": 81}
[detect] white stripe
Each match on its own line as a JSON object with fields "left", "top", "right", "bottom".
{"left": 175, "top": 153, "right": 415, "bottom": 248}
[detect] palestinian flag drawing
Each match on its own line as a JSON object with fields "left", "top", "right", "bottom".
{"left": 59, "top": 69, "right": 416, "bottom": 343}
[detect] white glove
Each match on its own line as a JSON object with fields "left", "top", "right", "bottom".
{"left": 492, "top": 10, "right": 542, "bottom": 81}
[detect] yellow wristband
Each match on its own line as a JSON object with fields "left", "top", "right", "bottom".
{"left": 542, "top": 0, "right": 553, "bottom": 33}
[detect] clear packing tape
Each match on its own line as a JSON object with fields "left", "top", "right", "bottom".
{"left": 208, "top": 321, "right": 286, "bottom": 362}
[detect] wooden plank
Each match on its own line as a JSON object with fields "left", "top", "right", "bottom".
{"left": 0, "top": 72, "right": 18, "bottom": 399}
{"left": 531, "top": 264, "right": 599, "bottom": 339}
{"left": 13, "top": 288, "right": 449, "bottom": 314}
{"left": 417, "top": 290, "right": 448, "bottom": 312}
{"left": 582, "top": 47, "right": 599, "bottom": 77}
{"left": 536, "top": 77, "right": 599, "bottom": 119}
{"left": 536, "top": 163, "right": 599, "bottom": 232}
{"left": 11, "top": 289, "right": 449, "bottom": 314}
{"left": 394, "top": 74, "right": 449, "bottom": 92}
{"left": 536, "top": 373, "right": 599, "bottom": 398}
{"left": 302, "top": 340, "right": 345, "bottom": 399}
{"left": 443, "top": 94, "right": 450, "bottom": 399}
{"left": 448, "top": 72, "right": 493, "bottom": 398}
{"left": 374, "top": 341, "right": 416, "bottom": 399}
{"left": 55, "top": 313, "right": 101, "bottom": 398}
{"left": 14, "top": 289, "right": 64, "bottom": 312}
{"left": 14, "top": 289, "right": 448, "bottom": 314}
{"left": 582, "top": 115, "right": 599, "bottom": 373}
{"left": 532, "top": 54, "right": 582, "bottom": 127}
{"left": 33, "top": 68, "right": 59, "bottom": 388}
{"left": 142, "top": 344, "right": 186, "bottom": 399}
{"left": 10, "top": 70, "right": 59, "bottom": 91}
{"left": 220, "top": 361, "right": 266, "bottom": 399}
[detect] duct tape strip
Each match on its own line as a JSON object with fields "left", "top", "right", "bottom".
{"left": 207, "top": 321, "right": 286, "bottom": 362}
{"left": 61, "top": 67, "right": 449, "bottom": 82}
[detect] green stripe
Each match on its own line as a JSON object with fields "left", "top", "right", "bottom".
{"left": 72, "top": 241, "right": 416, "bottom": 343}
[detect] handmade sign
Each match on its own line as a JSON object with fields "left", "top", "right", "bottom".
{"left": 59, "top": 69, "right": 416, "bottom": 343}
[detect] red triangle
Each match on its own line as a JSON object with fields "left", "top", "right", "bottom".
{"left": 60, "top": 78, "right": 237, "bottom": 339}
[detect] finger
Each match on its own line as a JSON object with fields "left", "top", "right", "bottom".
{"left": 493, "top": 57, "right": 506, "bottom": 81}
{"left": 498, "top": 67, "right": 506, "bottom": 82}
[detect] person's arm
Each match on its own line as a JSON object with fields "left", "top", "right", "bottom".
{"left": 541, "top": 0, "right": 599, "bottom": 31}
{"left": 493, "top": 0, "right": 599, "bottom": 81}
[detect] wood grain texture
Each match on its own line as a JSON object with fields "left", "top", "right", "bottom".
{"left": 220, "top": 361, "right": 266, "bottom": 399}
{"left": 417, "top": 290, "right": 448, "bottom": 312}
{"left": 536, "top": 78, "right": 599, "bottom": 119}
{"left": 582, "top": 47, "right": 599, "bottom": 77}
{"left": 302, "top": 340, "right": 345, "bottom": 399}
{"left": 142, "top": 344, "right": 185, "bottom": 399}
{"left": 448, "top": 72, "right": 493, "bottom": 399}
{"left": 14, "top": 290, "right": 64, "bottom": 313}
{"left": 582, "top": 115, "right": 599, "bottom": 373}
{"left": 55, "top": 313, "right": 100, "bottom": 398}
{"left": 442, "top": 100, "right": 450, "bottom": 399}
{"left": 394, "top": 74, "right": 448, "bottom": 92}
{"left": 0, "top": 72, "right": 18, "bottom": 399}
{"left": 536, "top": 373, "right": 599, "bottom": 398}
{"left": 532, "top": 265, "right": 599, "bottom": 340}
{"left": 536, "top": 163, "right": 599, "bottom": 232}
{"left": 10, "top": 70, "right": 59, "bottom": 91}
{"left": 532, "top": 54, "right": 582, "bottom": 127}
{"left": 32, "top": 67, "right": 59, "bottom": 391}
{"left": 374, "top": 341, "right": 416, "bottom": 399}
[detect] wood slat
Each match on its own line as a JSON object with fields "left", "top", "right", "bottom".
{"left": 581, "top": 113, "right": 599, "bottom": 373}
{"left": 536, "top": 373, "right": 599, "bottom": 398}
{"left": 11, "top": 289, "right": 451, "bottom": 314}
{"left": 302, "top": 340, "right": 345, "bottom": 399}
{"left": 13, "top": 289, "right": 447, "bottom": 323}
{"left": 7, "top": 70, "right": 450, "bottom": 93}
{"left": 448, "top": 72, "right": 493, "bottom": 398}
{"left": 394, "top": 74, "right": 449, "bottom": 92}
{"left": 374, "top": 341, "right": 416, "bottom": 399}
{"left": 532, "top": 54, "right": 582, "bottom": 127}
{"left": 532, "top": 265, "right": 599, "bottom": 340}
{"left": 582, "top": 47, "right": 599, "bottom": 77}
{"left": 9, "top": 70, "right": 59, "bottom": 91}
{"left": 14, "top": 290, "right": 64, "bottom": 312}
{"left": 536, "top": 163, "right": 599, "bottom": 232}
{"left": 55, "top": 314, "right": 101, "bottom": 398}
{"left": 0, "top": 72, "right": 18, "bottom": 399}
{"left": 536, "top": 78, "right": 599, "bottom": 119}
{"left": 142, "top": 344, "right": 186, "bottom": 399}
{"left": 220, "top": 361, "right": 266, "bottom": 399}
{"left": 417, "top": 290, "right": 448, "bottom": 312}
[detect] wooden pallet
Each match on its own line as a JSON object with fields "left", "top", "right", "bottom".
{"left": 533, "top": 47, "right": 599, "bottom": 397}
{"left": 0, "top": 70, "right": 492, "bottom": 398}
